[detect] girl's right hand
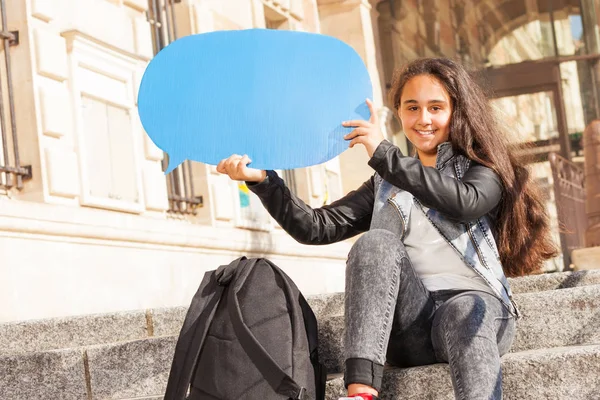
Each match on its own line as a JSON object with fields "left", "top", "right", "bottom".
{"left": 216, "top": 154, "right": 267, "bottom": 183}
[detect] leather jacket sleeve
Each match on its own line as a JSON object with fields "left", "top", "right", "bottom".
{"left": 246, "top": 170, "right": 374, "bottom": 245}
{"left": 368, "top": 140, "right": 503, "bottom": 221}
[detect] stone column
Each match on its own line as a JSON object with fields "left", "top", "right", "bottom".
{"left": 316, "top": 0, "right": 385, "bottom": 194}
{"left": 584, "top": 120, "right": 600, "bottom": 247}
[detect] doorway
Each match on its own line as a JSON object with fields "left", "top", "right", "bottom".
{"left": 481, "top": 59, "right": 571, "bottom": 160}
{"left": 480, "top": 55, "right": 599, "bottom": 270}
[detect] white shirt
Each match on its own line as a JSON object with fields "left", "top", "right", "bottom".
{"left": 403, "top": 201, "right": 495, "bottom": 295}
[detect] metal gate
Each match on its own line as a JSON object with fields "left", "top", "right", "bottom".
{"left": 0, "top": 0, "right": 31, "bottom": 191}
{"left": 146, "top": 0, "right": 202, "bottom": 214}
{"left": 548, "top": 152, "right": 587, "bottom": 269}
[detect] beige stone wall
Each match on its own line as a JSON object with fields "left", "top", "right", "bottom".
{"left": 3, "top": 0, "right": 597, "bottom": 321}
{"left": 3, "top": 0, "right": 383, "bottom": 322}
{"left": 0, "top": 195, "right": 350, "bottom": 321}
{"left": 7, "top": 0, "right": 162, "bottom": 210}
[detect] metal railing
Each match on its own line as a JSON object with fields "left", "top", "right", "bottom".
{"left": 146, "top": 0, "right": 202, "bottom": 214}
{"left": 0, "top": 0, "right": 31, "bottom": 190}
{"left": 548, "top": 152, "right": 587, "bottom": 269}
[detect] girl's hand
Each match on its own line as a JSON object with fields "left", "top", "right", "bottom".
{"left": 216, "top": 154, "right": 267, "bottom": 182}
{"left": 342, "top": 99, "right": 384, "bottom": 158}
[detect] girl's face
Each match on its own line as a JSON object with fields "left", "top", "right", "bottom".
{"left": 398, "top": 74, "right": 452, "bottom": 165}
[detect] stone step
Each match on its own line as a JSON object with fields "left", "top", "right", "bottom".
{"left": 509, "top": 268, "right": 600, "bottom": 294}
{"left": 326, "top": 344, "right": 600, "bottom": 400}
{"left": 2, "top": 270, "right": 599, "bottom": 356}
{"left": 2, "top": 334, "right": 598, "bottom": 400}
{"left": 308, "top": 269, "right": 600, "bottom": 319}
{"left": 0, "top": 336, "right": 176, "bottom": 400}
{"left": 318, "top": 284, "right": 600, "bottom": 373}
{"left": 0, "top": 306, "right": 187, "bottom": 356}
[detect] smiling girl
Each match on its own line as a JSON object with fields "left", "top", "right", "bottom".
{"left": 217, "top": 58, "right": 557, "bottom": 400}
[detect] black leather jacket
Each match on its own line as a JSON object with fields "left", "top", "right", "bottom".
{"left": 247, "top": 140, "right": 503, "bottom": 246}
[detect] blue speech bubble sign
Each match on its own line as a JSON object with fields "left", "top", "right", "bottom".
{"left": 138, "top": 29, "right": 373, "bottom": 173}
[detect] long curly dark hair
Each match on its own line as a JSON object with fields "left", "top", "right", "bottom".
{"left": 389, "top": 57, "right": 558, "bottom": 277}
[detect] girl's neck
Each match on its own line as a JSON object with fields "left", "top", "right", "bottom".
{"left": 417, "top": 151, "right": 437, "bottom": 167}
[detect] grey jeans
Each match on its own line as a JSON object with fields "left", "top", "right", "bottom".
{"left": 344, "top": 229, "right": 516, "bottom": 399}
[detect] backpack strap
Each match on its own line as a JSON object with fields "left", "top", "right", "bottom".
{"left": 298, "top": 292, "right": 327, "bottom": 400}
{"left": 298, "top": 293, "right": 319, "bottom": 360}
{"left": 164, "top": 257, "right": 246, "bottom": 400}
{"left": 228, "top": 259, "right": 310, "bottom": 400}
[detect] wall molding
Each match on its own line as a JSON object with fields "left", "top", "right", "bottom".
{"left": 0, "top": 198, "right": 351, "bottom": 260}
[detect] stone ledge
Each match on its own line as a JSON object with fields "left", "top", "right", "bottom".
{"left": 312, "top": 272, "right": 600, "bottom": 323}
{"left": 317, "top": 284, "right": 600, "bottom": 372}
{"left": 0, "top": 197, "right": 350, "bottom": 259}
{"left": 311, "top": 269, "right": 600, "bottom": 320}
{"left": 326, "top": 344, "right": 600, "bottom": 400}
{"left": 509, "top": 269, "right": 600, "bottom": 293}
{"left": 512, "top": 284, "right": 600, "bottom": 352}
{"left": 2, "top": 335, "right": 599, "bottom": 399}
{"left": 0, "top": 337, "right": 176, "bottom": 400}
{"left": 0, "top": 310, "right": 149, "bottom": 356}
{"left": 0, "top": 348, "right": 88, "bottom": 400}
{"left": 151, "top": 306, "right": 187, "bottom": 338}
{"left": 3, "top": 271, "right": 599, "bottom": 356}
{"left": 86, "top": 336, "right": 176, "bottom": 400}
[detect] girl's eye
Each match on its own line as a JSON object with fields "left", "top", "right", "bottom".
{"left": 408, "top": 107, "right": 418, "bottom": 111}
{"left": 431, "top": 106, "right": 441, "bottom": 111}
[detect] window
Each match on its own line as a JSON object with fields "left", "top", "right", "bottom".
{"left": 235, "top": 181, "right": 272, "bottom": 230}
{"left": 80, "top": 96, "right": 138, "bottom": 204}
{"left": 67, "top": 33, "right": 146, "bottom": 213}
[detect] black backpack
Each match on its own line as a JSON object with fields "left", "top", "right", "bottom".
{"left": 164, "top": 257, "right": 327, "bottom": 400}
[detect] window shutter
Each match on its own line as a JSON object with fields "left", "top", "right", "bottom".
{"left": 81, "top": 96, "right": 111, "bottom": 199}
{"left": 106, "top": 104, "right": 138, "bottom": 202}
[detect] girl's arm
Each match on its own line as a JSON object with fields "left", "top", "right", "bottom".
{"left": 246, "top": 170, "right": 374, "bottom": 245}
{"left": 369, "top": 140, "right": 503, "bottom": 221}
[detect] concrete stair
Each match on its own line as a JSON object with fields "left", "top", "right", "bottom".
{"left": 1, "top": 270, "right": 600, "bottom": 400}
{"left": 326, "top": 344, "right": 600, "bottom": 399}
{"left": 317, "top": 282, "right": 600, "bottom": 374}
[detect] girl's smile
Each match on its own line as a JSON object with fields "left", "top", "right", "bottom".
{"left": 414, "top": 129, "right": 437, "bottom": 136}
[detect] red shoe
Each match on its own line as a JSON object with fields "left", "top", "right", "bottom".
{"left": 338, "top": 394, "right": 380, "bottom": 400}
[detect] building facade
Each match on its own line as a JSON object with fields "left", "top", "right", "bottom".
{"left": 1, "top": 0, "right": 598, "bottom": 322}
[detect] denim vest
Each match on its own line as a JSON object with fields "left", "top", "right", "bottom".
{"left": 370, "top": 143, "right": 520, "bottom": 318}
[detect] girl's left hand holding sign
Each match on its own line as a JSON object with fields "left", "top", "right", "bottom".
{"left": 342, "top": 99, "right": 385, "bottom": 158}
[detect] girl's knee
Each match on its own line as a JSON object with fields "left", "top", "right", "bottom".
{"left": 346, "top": 229, "right": 408, "bottom": 280}
{"left": 433, "top": 293, "right": 497, "bottom": 335}
{"left": 355, "top": 228, "right": 399, "bottom": 245}
{"left": 432, "top": 293, "right": 501, "bottom": 361}
{"left": 350, "top": 229, "right": 404, "bottom": 257}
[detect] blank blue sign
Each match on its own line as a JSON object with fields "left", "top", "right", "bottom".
{"left": 138, "top": 29, "right": 373, "bottom": 173}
